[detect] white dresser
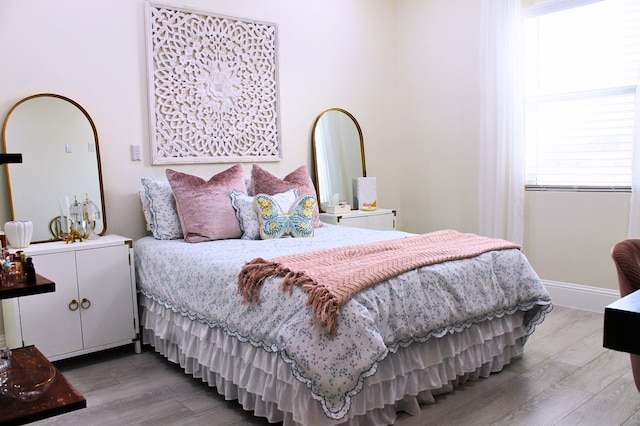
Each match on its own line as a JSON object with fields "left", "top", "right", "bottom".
{"left": 1, "top": 235, "right": 140, "bottom": 361}
{"left": 319, "top": 208, "right": 396, "bottom": 231}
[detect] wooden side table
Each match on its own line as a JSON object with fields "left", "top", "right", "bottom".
{"left": 603, "top": 289, "right": 640, "bottom": 355}
{"left": 0, "top": 273, "right": 55, "bottom": 300}
{"left": 0, "top": 346, "right": 86, "bottom": 424}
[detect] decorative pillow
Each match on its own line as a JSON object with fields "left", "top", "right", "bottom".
{"left": 230, "top": 188, "right": 299, "bottom": 240}
{"left": 166, "top": 164, "right": 246, "bottom": 243}
{"left": 140, "top": 178, "right": 183, "bottom": 240}
{"left": 139, "top": 190, "right": 152, "bottom": 232}
{"left": 250, "top": 165, "right": 323, "bottom": 228}
{"left": 254, "top": 193, "right": 316, "bottom": 239}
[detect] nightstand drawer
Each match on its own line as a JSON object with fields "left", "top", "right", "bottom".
{"left": 319, "top": 208, "right": 396, "bottom": 231}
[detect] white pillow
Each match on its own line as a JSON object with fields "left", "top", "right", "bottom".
{"left": 139, "top": 190, "right": 153, "bottom": 232}
{"left": 230, "top": 188, "right": 299, "bottom": 240}
{"left": 140, "top": 177, "right": 183, "bottom": 240}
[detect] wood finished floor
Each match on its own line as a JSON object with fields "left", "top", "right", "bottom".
{"left": 29, "top": 306, "right": 640, "bottom": 425}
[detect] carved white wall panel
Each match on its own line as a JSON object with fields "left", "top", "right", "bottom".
{"left": 146, "top": 3, "right": 281, "bottom": 164}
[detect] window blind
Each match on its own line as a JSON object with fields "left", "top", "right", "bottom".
{"left": 523, "top": 0, "right": 640, "bottom": 189}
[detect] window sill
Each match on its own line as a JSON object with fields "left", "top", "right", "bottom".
{"left": 525, "top": 185, "right": 631, "bottom": 193}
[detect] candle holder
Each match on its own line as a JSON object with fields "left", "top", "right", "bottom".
{"left": 82, "top": 194, "right": 101, "bottom": 240}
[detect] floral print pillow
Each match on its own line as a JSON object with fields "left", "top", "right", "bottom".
{"left": 141, "top": 177, "right": 183, "bottom": 240}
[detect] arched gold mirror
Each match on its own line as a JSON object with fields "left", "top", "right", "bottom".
{"left": 2, "top": 93, "right": 106, "bottom": 243}
{"left": 312, "top": 108, "right": 366, "bottom": 212}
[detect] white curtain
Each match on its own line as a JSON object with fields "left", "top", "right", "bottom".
{"left": 478, "top": 0, "right": 525, "bottom": 244}
{"left": 628, "top": 67, "right": 640, "bottom": 238}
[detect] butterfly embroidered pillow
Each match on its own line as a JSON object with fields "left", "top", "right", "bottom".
{"left": 230, "top": 188, "right": 299, "bottom": 240}
{"left": 254, "top": 194, "right": 316, "bottom": 239}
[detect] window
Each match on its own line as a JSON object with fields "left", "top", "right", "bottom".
{"left": 523, "top": 0, "right": 640, "bottom": 190}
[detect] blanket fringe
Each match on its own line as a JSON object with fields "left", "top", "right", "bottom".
{"left": 239, "top": 257, "right": 341, "bottom": 335}
{"left": 305, "top": 284, "right": 340, "bottom": 335}
{"left": 282, "top": 272, "right": 340, "bottom": 335}
{"left": 238, "top": 258, "right": 280, "bottom": 304}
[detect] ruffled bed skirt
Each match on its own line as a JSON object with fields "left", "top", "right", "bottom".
{"left": 140, "top": 295, "right": 528, "bottom": 425}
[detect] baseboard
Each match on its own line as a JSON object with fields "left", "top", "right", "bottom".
{"left": 543, "top": 280, "right": 619, "bottom": 313}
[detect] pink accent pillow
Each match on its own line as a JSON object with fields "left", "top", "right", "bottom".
{"left": 250, "top": 165, "right": 322, "bottom": 228}
{"left": 166, "top": 164, "right": 246, "bottom": 243}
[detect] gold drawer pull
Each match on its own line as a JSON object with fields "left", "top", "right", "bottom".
{"left": 80, "top": 298, "right": 91, "bottom": 310}
{"left": 68, "top": 299, "right": 79, "bottom": 311}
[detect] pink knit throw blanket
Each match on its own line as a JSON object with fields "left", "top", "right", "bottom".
{"left": 238, "top": 230, "right": 520, "bottom": 335}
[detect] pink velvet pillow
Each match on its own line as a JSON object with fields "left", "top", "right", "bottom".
{"left": 250, "top": 165, "right": 322, "bottom": 228}
{"left": 166, "top": 164, "right": 246, "bottom": 243}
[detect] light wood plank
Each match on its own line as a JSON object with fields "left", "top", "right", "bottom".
{"left": 560, "top": 347, "right": 631, "bottom": 394}
{"left": 559, "top": 376, "right": 640, "bottom": 425}
{"left": 491, "top": 383, "right": 593, "bottom": 425}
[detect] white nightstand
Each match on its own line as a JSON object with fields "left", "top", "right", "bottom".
{"left": 319, "top": 208, "right": 396, "bottom": 231}
{"left": 1, "top": 235, "right": 140, "bottom": 361}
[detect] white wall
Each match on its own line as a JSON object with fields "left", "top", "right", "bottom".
{"left": 524, "top": 191, "right": 628, "bottom": 290}
{"left": 0, "top": 0, "right": 397, "bottom": 339}
{"left": 394, "top": 0, "right": 482, "bottom": 234}
{"left": 393, "top": 0, "right": 627, "bottom": 292}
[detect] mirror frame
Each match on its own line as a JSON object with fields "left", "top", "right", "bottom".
{"left": 2, "top": 93, "right": 107, "bottom": 243}
{"left": 312, "top": 108, "right": 366, "bottom": 212}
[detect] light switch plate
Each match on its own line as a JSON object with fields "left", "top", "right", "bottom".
{"left": 131, "top": 144, "right": 142, "bottom": 161}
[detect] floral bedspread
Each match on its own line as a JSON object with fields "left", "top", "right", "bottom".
{"left": 135, "top": 225, "right": 552, "bottom": 420}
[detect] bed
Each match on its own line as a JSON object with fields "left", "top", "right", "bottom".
{"left": 135, "top": 164, "right": 552, "bottom": 425}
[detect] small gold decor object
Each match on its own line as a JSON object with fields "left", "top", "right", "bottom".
{"left": 62, "top": 229, "right": 88, "bottom": 244}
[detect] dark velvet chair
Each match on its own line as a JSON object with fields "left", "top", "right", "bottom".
{"left": 611, "top": 239, "right": 640, "bottom": 391}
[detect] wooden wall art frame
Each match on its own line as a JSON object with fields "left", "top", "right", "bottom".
{"left": 145, "top": 2, "right": 281, "bottom": 164}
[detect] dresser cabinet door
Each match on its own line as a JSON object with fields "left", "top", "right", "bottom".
{"left": 18, "top": 251, "right": 84, "bottom": 357}
{"left": 76, "top": 244, "right": 135, "bottom": 350}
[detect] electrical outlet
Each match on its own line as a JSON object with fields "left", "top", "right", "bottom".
{"left": 131, "top": 144, "right": 142, "bottom": 161}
